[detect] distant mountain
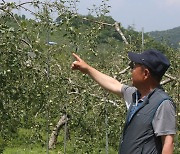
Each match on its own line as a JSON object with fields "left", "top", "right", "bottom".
{"left": 147, "top": 26, "right": 180, "bottom": 48}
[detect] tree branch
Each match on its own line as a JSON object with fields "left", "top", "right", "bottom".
{"left": 114, "top": 22, "right": 129, "bottom": 45}
{"left": 160, "top": 73, "right": 179, "bottom": 85}
{"left": 21, "top": 39, "right": 33, "bottom": 49}
{"left": 160, "top": 78, "right": 174, "bottom": 85}
{"left": 82, "top": 17, "right": 129, "bottom": 45}
{"left": 49, "top": 114, "right": 69, "bottom": 149}
{"left": 119, "top": 66, "right": 130, "bottom": 74}
{"left": 164, "top": 73, "right": 178, "bottom": 81}
{"left": 82, "top": 17, "right": 114, "bottom": 27}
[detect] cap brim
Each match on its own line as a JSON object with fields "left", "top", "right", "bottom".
{"left": 128, "top": 52, "right": 142, "bottom": 64}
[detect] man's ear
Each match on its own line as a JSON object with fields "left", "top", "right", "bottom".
{"left": 144, "top": 68, "right": 151, "bottom": 80}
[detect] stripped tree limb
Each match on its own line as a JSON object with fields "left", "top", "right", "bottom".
{"left": 21, "top": 39, "right": 33, "bottom": 49}
{"left": 49, "top": 114, "right": 69, "bottom": 149}
{"left": 82, "top": 17, "right": 114, "bottom": 27}
{"left": 160, "top": 73, "right": 179, "bottom": 85}
{"left": 160, "top": 78, "right": 174, "bottom": 85}
{"left": 82, "top": 18, "right": 129, "bottom": 45}
{"left": 165, "top": 73, "right": 179, "bottom": 81}
{"left": 119, "top": 66, "right": 130, "bottom": 74}
{"left": 17, "top": 4, "right": 36, "bottom": 16}
{"left": 114, "top": 22, "right": 129, "bottom": 45}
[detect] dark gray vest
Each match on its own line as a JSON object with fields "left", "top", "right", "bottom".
{"left": 119, "top": 88, "right": 171, "bottom": 154}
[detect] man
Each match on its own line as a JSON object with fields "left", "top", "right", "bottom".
{"left": 71, "top": 49, "right": 176, "bottom": 154}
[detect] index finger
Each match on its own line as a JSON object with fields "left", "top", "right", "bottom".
{"left": 72, "top": 53, "right": 81, "bottom": 61}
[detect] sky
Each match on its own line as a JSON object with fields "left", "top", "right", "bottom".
{"left": 4, "top": 0, "right": 180, "bottom": 32}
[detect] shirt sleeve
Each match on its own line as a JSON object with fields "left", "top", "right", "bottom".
{"left": 121, "top": 84, "right": 137, "bottom": 109}
{"left": 152, "top": 100, "right": 176, "bottom": 136}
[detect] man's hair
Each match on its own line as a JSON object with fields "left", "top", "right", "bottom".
{"left": 148, "top": 67, "right": 162, "bottom": 83}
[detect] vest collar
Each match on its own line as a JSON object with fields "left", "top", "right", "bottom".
{"left": 136, "top": 85, "right": 162, "bottom": 105}
{"left": 127, "top": 87, "right": 161, "bottom": 125}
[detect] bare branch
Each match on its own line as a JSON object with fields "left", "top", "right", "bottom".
{"left": 119, "top": 66, "right": 130, "bottom": 74}
{"left": 18, "top": 5, "right": 36, "bottom": 16}
{"left": 49, "top": 115, "right": 69, "bottom": 149}
{"left": 114, "top": 22, "right": 129, "bottom": 45}
{"left": 8, "top": 11, "right": 21, "bottom": 27}
{"left": 164, "top": 73, "right": 178, "bottom": 81}
{"left": 82, "top": 18, "right": 129, "bottom": 46}
{"left": 16, "top": 1, "right": 37, "bottom": 7}
{"left": 160, "top": 78, "right": 174, "bottom": 85}
{"left": 82, "top": 17, "right": 114, "bottom": 27}
{"left": 160, "top": 72, "right": 180, "bottom": 85}
{"left": 21, "top": 39, "right": 33, "bottom": 49}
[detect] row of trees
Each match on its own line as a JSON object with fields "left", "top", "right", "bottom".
{"left": 0, "top": 1, "right": 179, "bottom": 153}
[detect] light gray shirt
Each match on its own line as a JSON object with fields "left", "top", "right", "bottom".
{"left": 121, "top": 84, "right": 176, "bottom": 136}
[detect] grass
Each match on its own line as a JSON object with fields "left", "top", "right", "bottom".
{"left": 3, "top": 147, "right": 62, "bottom": 154}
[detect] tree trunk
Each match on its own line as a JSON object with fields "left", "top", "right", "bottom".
{"left": 49, "top": 114, "right": 69, "bottom": 149}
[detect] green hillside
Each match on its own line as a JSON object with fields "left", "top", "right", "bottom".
{"left": 148, "top": 26, "right": 180, "bottom": 48}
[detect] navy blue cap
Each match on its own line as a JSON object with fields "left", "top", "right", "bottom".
{"left": 128, "top": 49, "right": 170, "bottom": 77}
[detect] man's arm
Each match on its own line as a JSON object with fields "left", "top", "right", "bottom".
{"left": 161, "top": 135, "right": 174, "bottom": 154}
{"left": 71, "top": 53, "right": 123, "bottom": 96}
